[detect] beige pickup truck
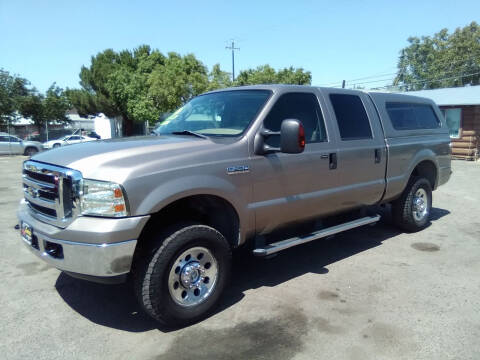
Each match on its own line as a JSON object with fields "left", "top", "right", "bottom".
{"left": 18, "top": 85, "right": 451, "bottom": 325}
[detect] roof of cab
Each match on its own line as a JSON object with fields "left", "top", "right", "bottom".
{"left": 204, "top": 84, "right": 444, "bottom": 105}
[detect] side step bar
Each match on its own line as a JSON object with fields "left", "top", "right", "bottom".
{"left": 253, "top": 215, "right": 381, "bottom": 257}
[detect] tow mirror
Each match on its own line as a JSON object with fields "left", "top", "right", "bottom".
{"left": 254, "top": 119, "right": 305, "bottom": 155}
{"left": 280, "top": 119, "right": 305, "bottom": 154}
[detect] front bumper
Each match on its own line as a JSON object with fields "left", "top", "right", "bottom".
{"left": 17, "top": 200, "right": 150, "bottom": 278}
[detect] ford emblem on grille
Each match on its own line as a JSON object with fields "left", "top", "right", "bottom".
{"left": 26, "top": 187, "right": 39, "bottom": 198}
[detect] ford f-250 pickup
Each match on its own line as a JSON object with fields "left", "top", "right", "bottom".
{"left": 17, "top": 85, "right": 451, "bottom": 325}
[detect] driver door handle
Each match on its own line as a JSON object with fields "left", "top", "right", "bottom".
{"left": 329, "top": 153, "right": 337, "bottom": 170}
{"left": 374, "top": 148, "right": 381, "bottom": 163}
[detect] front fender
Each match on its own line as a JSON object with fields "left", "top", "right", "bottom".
{"left": 137, "top": 175, "right": 243, "bottom": 213}
{"left": 134, "top": 174, "right": 251, "bottom": 244}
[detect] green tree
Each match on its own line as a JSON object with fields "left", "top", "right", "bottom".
{"left": 0, "top": 69, "right": 29, "bottom": 125}
{"left": 73, "top": 45, "right": 164, "bottom": 135}
{"left": 70, "top": 45, "right": 314, "bottom": 133}
{"left": 18, "top": 83, "right": 70, "bottom": 133}
{"left": 65, "top": 88, "right": 109, "bottom": 117}
{"left": 394, "top": 22, "right": 480, "bottom": 90}
{"left": 147, "top": 52, "right": 209, "bottom": 113}
{"left": 207, "top": 64, "right": 232, "bottom": 91}
{"left": 234, "top": 65, "right": 312, "bottom": 86}
{"left": 71, "top": 46, "right": 211, "bottom": 134}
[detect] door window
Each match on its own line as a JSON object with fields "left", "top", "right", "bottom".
{"left": 263, "top": 92, "right": 327, "bottom": 147}
{"left": 329, "top": 94, "right": 372, "bottom": 140}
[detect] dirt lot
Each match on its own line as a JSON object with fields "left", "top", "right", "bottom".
{"left": 0, "top": 155, "right": 479, "bottom": 360}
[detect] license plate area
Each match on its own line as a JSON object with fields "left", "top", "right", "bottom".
{"left": 21, "top": 222, "right": 33, "bottom": 245}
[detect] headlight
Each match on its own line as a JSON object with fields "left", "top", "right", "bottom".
{"left": 81, "top": 179, "right": 128, "bottom": 217}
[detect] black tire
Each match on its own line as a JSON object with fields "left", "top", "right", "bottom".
{"left": 392, "top": 177, "right": 432, "bottom": 232}
{"left": 133, "top": 223, "right": 231, "bottom": 326}
{"left": 24, "top": 147, "right": 38, "bottom": 157}
{"left": 53, "top": 143, "right": 61, "bottom": 148}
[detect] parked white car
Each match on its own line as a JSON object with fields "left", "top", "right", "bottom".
{"left": 43, "top": 135, "right": 97, "bottom": 149}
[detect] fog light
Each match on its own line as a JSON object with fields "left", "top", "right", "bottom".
{"left": 44, "top": 241, "right": 64, "bottom": 259}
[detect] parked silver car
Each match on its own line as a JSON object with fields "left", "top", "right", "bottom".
{"left": 0, "top": 133, "right": 43, "bottom": 156}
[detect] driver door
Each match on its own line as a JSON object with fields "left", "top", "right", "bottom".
{"left": 250, "top": 91, "right": 340, "bottom": 234}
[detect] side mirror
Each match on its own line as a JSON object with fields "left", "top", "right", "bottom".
{"left": 254, "top": 118, "right": 305, "bottom": 155}
{"left": 280, "top": 119, "right": 305, "bottom": 154}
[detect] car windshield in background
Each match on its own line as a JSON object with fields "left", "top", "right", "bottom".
{"left": 154, "top": 90, "right": 271, "bottom": 137}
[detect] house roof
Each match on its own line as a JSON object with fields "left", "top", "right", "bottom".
{"left": 405, "top": 85, "right": 480, "bottom": 106}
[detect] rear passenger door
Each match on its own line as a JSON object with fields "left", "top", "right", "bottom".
{"left": 322, "top": 90, "right": 386, "bottom": 208}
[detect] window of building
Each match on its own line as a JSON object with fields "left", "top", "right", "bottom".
{"left": 441, "top": 108, "right": 462, "bottom": 138}
{"left": 263, "top": 92, "right": 327, "bottom": 147}
{"left": 329, "top": 94, "right": 372, "bottom": 140}
{"left": 385, "top": 102, "right": 441, "bottom": 130}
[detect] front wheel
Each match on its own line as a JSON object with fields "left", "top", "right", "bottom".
{"left": 24, "top": 147, "right": 38, "bottom": 157}
{"left": 134, "top": 224, "right": 231, "bottom": 326}
{"left": 392, "top": 177, "right": 432, "bottom": 232}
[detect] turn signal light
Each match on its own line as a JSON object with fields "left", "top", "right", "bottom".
{"left": 298, "top": 123, "right": 306, "bottom": 148}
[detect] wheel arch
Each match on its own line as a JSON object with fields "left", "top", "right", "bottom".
{"left": 137, "top": 194, "right": 242, "bottom": 250}
{"left": 23, "top": 146, "right": 38, "bottom": 155}
{"left": 409, "top": 159, "right": 438, "bottom": 190}
{"left": 383, "top": 149, "right": 440, "bottom": 203}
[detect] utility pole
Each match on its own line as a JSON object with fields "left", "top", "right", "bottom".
{"left": 226, "top": 40, "right": 240, "bottom": 81}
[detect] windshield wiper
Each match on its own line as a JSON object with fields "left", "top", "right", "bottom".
{"left": 171, "top": 130, "right": 208, "bottom": 139}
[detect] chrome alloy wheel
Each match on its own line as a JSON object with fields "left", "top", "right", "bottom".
{"left": 412, "top": 188, "right": 429, "bottom": 221}
{"left": 168, "top": 246, "right": 218, "bottom": 307}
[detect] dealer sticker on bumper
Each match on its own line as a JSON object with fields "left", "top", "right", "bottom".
{"left": 21, "top": 222, "right": 33, "bottom": 245}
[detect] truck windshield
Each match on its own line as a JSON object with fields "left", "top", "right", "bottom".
{"left": 154, "top": 90, "right": 271, "bottom": 137}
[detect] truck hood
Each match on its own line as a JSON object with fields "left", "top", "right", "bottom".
{"left": 31, "top": 135, "right": 227, "bottom": 182}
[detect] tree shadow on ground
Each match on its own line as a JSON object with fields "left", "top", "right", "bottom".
{"left": 55, "top": 207, "right": 450, "bottom": 332}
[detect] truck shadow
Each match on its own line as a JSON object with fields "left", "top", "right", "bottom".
{"left": 54, "top": 207, "right": 449, "bottom": 332}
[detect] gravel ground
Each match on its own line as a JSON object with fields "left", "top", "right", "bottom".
{"left": 0, "top": 155, "right": 479, "bottom": 360}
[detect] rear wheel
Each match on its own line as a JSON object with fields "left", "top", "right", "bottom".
{"left": 134, "top": 224, "right": 231, "bottom": 326}
{"left": 53, "top": 143, "right": 61, "bottom": 148}
{"left": 392, "top": 177, "right": 432, "bottom": 232}
{"left": 24, "top": 147, "right": 38, "bottom": 157}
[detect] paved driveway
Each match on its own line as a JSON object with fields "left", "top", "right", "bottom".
{"left": 0, "top": 155, "right": 479, "bottom": 360}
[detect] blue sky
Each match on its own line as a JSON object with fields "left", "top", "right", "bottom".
{"left": 1, "top": 0, "right": 478, "bottom": 92}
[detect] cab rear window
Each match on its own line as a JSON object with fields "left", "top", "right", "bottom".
{"left": 386, "top": 102, "right": 440, "bottom": 130}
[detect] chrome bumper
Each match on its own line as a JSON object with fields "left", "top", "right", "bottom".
{"left": 17, "top": 200, "right": 149, "bottom": 277}
{"left": 20, "top": 235, "right": 137, "bottom": 277}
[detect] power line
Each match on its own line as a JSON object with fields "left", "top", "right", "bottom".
{"left": 321, "top": 53, "right": 480, "bottom": 88}
{"left": 350, "top": 61, "right": 480, "bottom": 89}
{"left": 372, "top": 70, "right": 480, "bottom": 91}
{"left": 225, "top": 40, "right": 240, "bottom": 82}
{"left": 319, "top": 71, "right": 398, "bottom": 86}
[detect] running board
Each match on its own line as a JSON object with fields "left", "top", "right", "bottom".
{"left": 253, "top": 215, "right": 381, "bottom": 257}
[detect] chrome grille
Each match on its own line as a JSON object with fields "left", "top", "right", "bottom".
{"left": 23, "top": 161, "right": 82, "bottom": 228}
